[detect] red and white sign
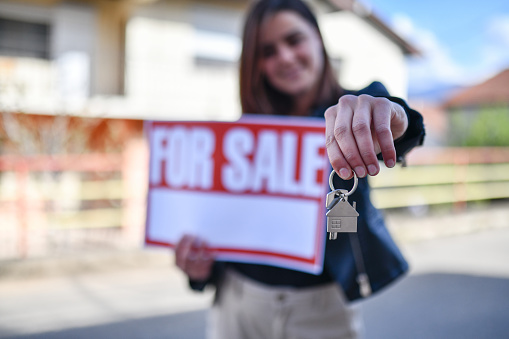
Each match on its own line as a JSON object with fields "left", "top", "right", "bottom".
{"left": 145, "top": 115, "right": 329, "bottom": 274}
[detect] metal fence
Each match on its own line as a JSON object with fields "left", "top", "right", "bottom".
{"left": 0, "top": 139, "right": 148, "bottom": 260}
{"left": 370, "top": 147, "right": 509, "bottom": 209}
{"left": 1, "top": 144, "right": 508, "bottom": 260}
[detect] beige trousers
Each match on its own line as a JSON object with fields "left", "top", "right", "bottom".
{"left": 207, "top": 269, "right": 363, "bottom": 339}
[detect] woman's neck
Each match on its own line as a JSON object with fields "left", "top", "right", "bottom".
{"left": 292, "top": 86, "right": 319, "bottom": 116}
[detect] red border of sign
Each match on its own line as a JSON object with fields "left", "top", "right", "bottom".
{"left": 144, "top": 115, "right": 328, "bottom": 269}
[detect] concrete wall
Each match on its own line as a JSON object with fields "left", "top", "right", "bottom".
{"left": 121, "top": 1, "right": 243, "bottom": 121}
{"left": 0, "top": 0, "right": 411, "bottom": 119}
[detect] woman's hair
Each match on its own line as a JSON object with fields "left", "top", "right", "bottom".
{"left": 239, "top": 0, "right": 342, "bottom": 115}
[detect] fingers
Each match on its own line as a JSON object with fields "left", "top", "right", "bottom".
{"left": 325, "top": 95, "right": 405, "bottom": 179}
{"left": 325, "top": 104, "right": 352, "bottom": 179}
{"left": 175, "top": 234, "right": 215, "bottom": 281}
{"left": 372, "top": 99, "right": 397, "bottom": 168}
{"left": 326, "top": 94, "right": 374, "bottom": 179}
{"left": 351, "top": 96, "right": 380, "bottom": 176}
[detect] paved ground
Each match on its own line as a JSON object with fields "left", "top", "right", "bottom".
{"left": 360, "top": 227, "right": 509, "bottom": 339}
{"left": 1, "top": 225, "right": 509, "bottom": 338}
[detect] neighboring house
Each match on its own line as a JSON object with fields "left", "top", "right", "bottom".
{"left": 0, "top": 0, "right": 420, "bottom": 259}
{"left": 444, "top": 69, "right": 509, "bottom": 109}
{"left": 443, "top": 68, "right": 509, "bottom": 146}
{"left": 0, "top": 0, "right": 418, "bottom": 124}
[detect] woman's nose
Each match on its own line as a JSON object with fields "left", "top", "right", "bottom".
{"left": 276, "top": 45, "right": 295, "bottom": 63}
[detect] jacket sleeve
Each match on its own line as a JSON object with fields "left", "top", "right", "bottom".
{"left": 188, "top": 261, "right": 226, "bottom": 291}
{"left": 357, "top": 81, "right": 425, "bottom": 163}
{"left": 385, "top": 96, "right": 425, "bottom": 163}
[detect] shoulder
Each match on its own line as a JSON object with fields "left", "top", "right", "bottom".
{"left": 345, "top": 81, "right": 390, "bottom": 97}
{"left": 313, "top": 81, "right": 391, "bottom": 117}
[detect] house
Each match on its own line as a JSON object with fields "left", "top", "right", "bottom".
{"left": 0, "top": 0, "right": 419, "bottom": 124}
{"left": 442, "top": 68, "right": 509, "bottom": 146}
{"left": 327, "top": 199, "right": 358, "bottom": 238}
{"left": 444, "top": 69, "right": 509, "bottom": 109}
{"left": 0, "top": 0, "right": 418, "bottom": 258}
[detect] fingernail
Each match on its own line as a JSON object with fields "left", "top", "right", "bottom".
{"left": 354, "top": 166, "right": 366, "bottom": 178}
{"left": 386, "top": 159, "right": 395, "bottom": 168}
{"left": 368, "top": 164, "right": 378, "bottom": 176}
{"left": 339, "top": 168, "right": 350, "bottom": 179}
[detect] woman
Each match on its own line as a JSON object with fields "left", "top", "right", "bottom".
{"left": 176, "top": 0, "right": 425, "bottom": 338}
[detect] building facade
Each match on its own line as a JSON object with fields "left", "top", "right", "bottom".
{"left": 0, "top": 0, "right": 418, "bottom": 121}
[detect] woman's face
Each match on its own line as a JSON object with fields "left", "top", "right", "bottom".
{"left": 258, "top": 10, "right": 324, "bottom": 97}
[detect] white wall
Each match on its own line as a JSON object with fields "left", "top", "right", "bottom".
{"left": 119, "top": 5, "right": 410, "bottom": 122}
{"left": 119, "top": 2, "right": 242, "bottom": 121}
{"left": 0, "top": 0, "right": 411, "bottom": 119}
{"left": 319, "top": 11, "right": 409, "bottom": 99}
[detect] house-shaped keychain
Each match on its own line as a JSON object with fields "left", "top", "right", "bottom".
{"left": 326, "top": 199, "right": 359, "bottom": 239}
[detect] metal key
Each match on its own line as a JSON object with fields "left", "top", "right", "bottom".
{"left": 326, "top": 171, "right": 359, "bottom": 240}
{"left": 326, "top": 189, "right": 348, "bottom": 210}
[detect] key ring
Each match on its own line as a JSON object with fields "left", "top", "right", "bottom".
{"left": 329, "top": 170, "right": 358, "bottom": 197}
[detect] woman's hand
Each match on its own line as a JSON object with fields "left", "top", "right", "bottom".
{"left": 175, "top": 234, "right": 215, "bottom": 281}
{"left": 324, "top": 94, "right": 408, "bottom": 180}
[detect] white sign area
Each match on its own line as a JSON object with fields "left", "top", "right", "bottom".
{"left": 145, "top": 116, "right": 329, "bottom": 274}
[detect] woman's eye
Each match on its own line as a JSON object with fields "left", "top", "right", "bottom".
{"left": 261, "top": 46, "right": 276, "bottom": 58}
{"left": 288, "top": 35, "right": 304, "bottom": 46}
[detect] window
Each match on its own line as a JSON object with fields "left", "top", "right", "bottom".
{"left": 193, "top": 30, "right": 240, "bottom": 69}
{"left": 0, "top": 17, "right": 50, "bottom": 59}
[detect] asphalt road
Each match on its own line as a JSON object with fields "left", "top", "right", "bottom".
{"left": 1, "top": 227, "right": 509, "bottom": 339}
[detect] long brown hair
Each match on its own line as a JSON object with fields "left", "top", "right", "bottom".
{"left": 239, "top": 0, "right": 342, "bottom": 115}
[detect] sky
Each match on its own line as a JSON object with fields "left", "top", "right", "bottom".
{"left": 365, "top": 0, "right": 509, "bottom": 96}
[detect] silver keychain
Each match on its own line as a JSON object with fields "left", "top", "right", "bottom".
{"left": 326, "top": 170, "right": 359, "bottom": 240}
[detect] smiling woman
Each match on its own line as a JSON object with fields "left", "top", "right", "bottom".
{"left": 174, "top": 1, "right": 425, "bottom": 338}
{"left": 257, "top": 11, "right": 325, "bottom": 110}
{"left": 239, "top": 0, "right": 341, "bottom": 117}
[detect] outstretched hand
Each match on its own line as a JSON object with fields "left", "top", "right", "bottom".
{"left": 324, "top": 94, "right": 408, "bottom": 180}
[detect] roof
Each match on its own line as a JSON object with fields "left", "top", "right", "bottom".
{"left": 444, "top": 68, "right": 509, "bottom": 108}
{"left": 326, "top": 200, "right": 359, "bottom": 217}
{"left": 325, "top": 0, "right": 420, "bottom": 56}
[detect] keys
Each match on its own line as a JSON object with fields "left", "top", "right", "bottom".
{"left": 326, "top": 171, "right": 359, "bottom": 240}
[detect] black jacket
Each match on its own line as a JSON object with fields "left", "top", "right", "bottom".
{"left": 191, "top": 81, "right": 425, "bottom": 302}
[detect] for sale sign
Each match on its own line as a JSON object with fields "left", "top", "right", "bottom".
{"left": 145, "top": 115, "right": 329, "bottom": 274}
